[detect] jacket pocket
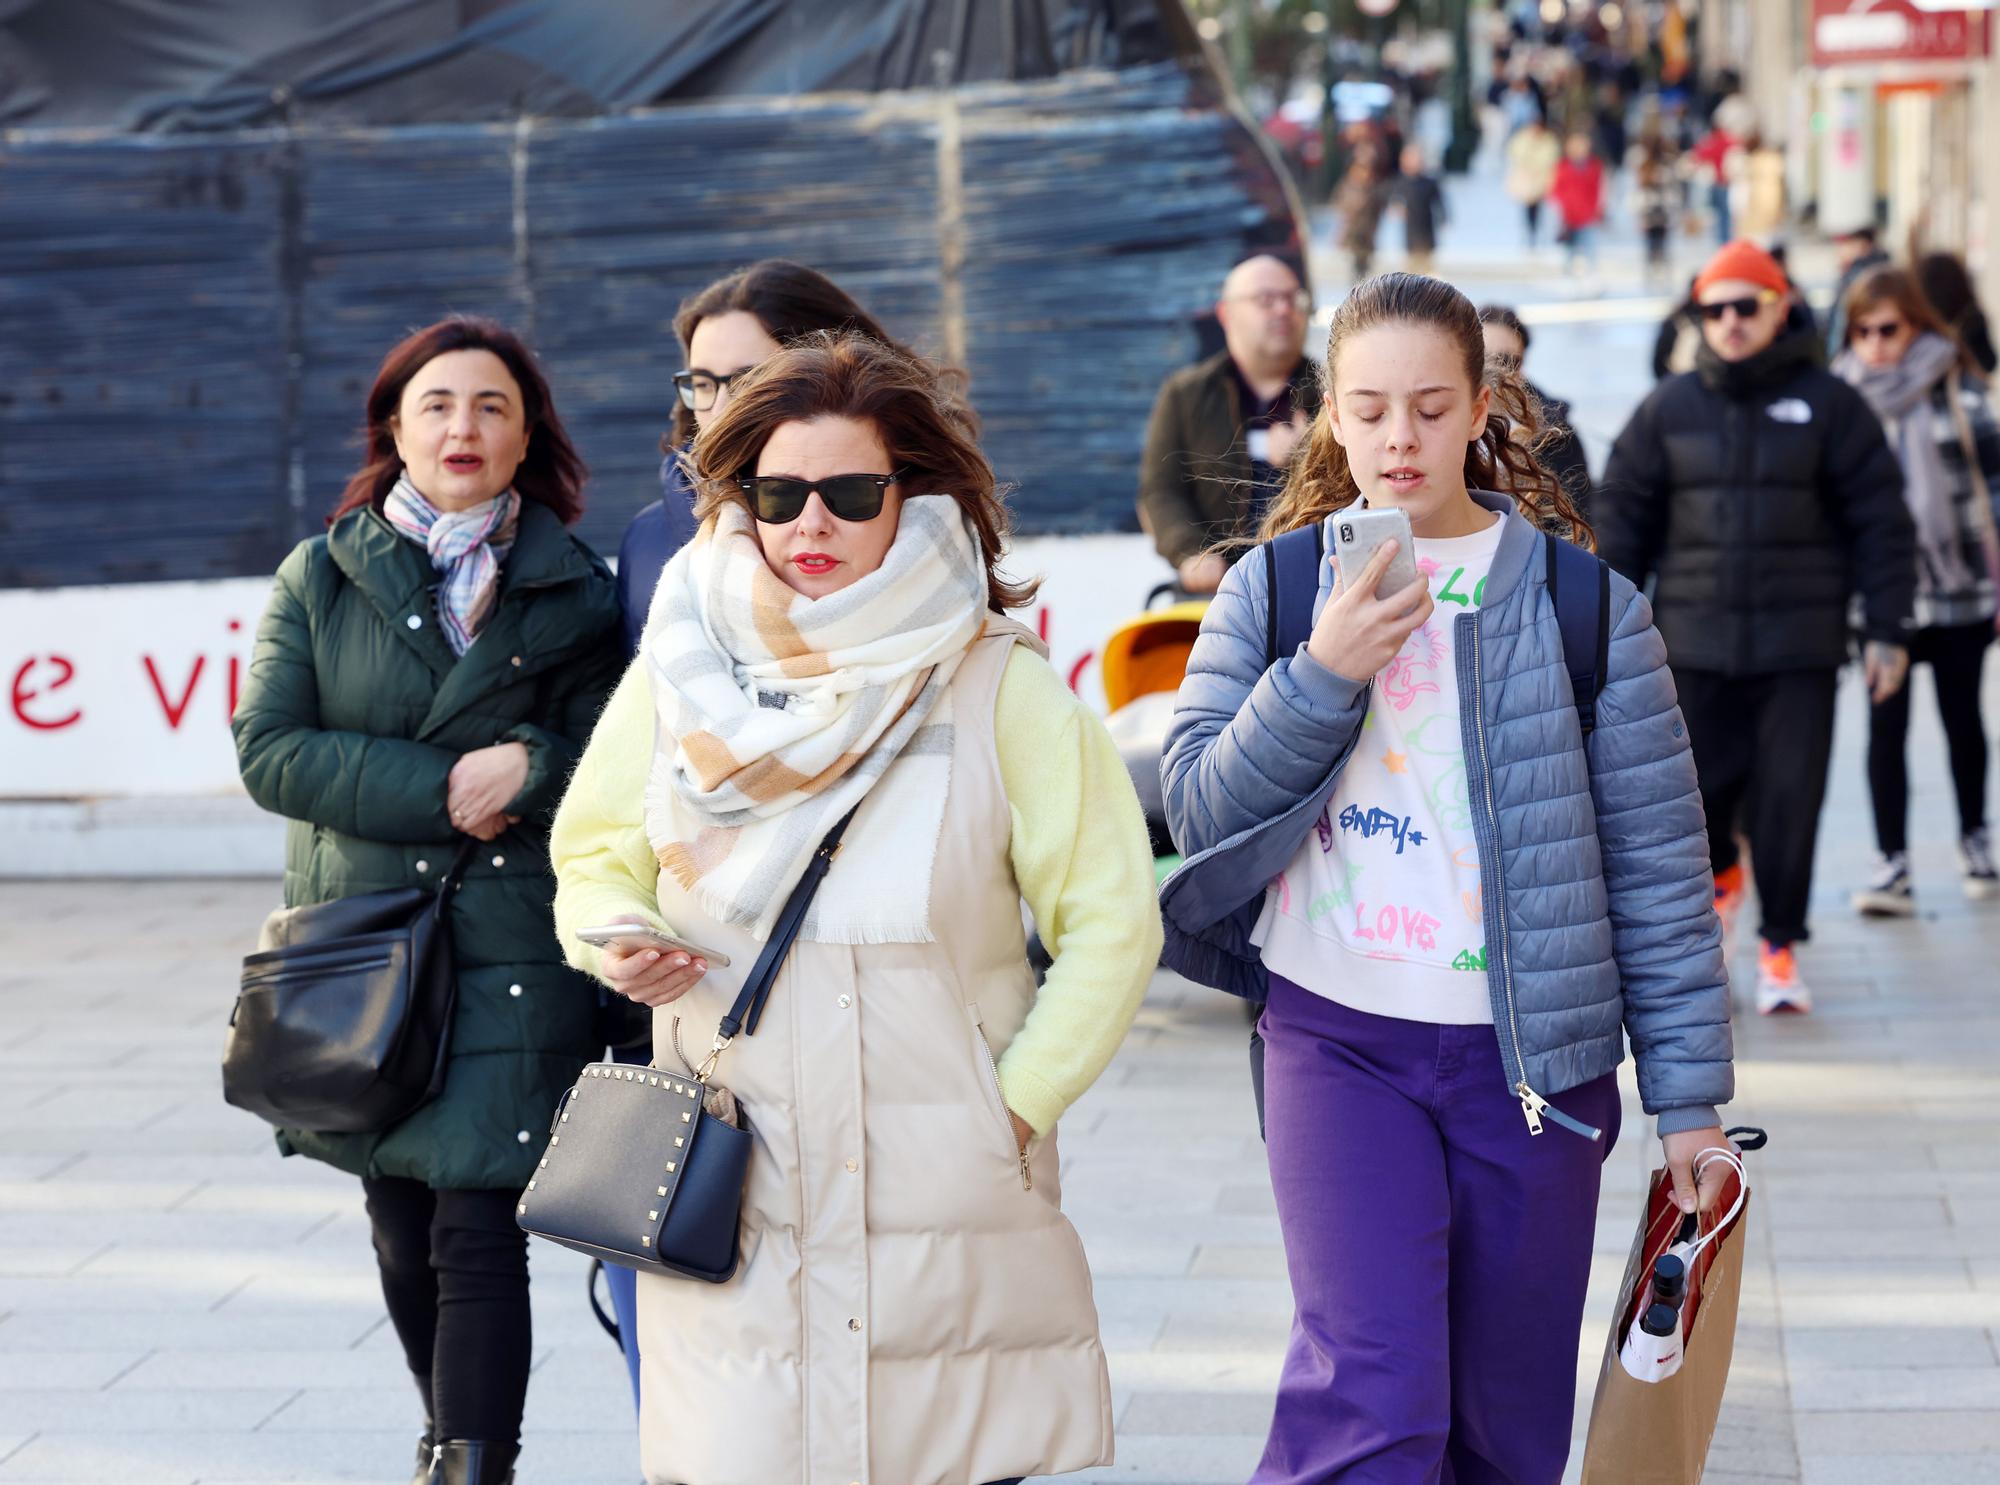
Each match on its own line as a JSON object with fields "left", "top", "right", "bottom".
{"left": 965, "top": 1004, "right": 1032, "bottom": 1189}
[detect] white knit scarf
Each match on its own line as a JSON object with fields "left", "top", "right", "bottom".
{"left": 641, "top": 494, "right": 988, "bottom": 942}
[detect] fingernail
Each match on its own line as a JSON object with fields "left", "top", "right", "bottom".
{"left": 693, "top": 960, "right": 707, "bottom": 973}
{"left": 1678, "top": 1195, "right": 1694, "bottom": 1212}
{"left": 670, "top": 955, "right": 688, "bottom": 968}
{"left": 644, "top": 951, "right": 660, "bottom": 963}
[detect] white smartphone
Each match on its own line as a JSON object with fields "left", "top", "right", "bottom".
{"left": 1331, "top": 506, "right": 1421, "bottom": 601}
{"left": 575, "top": 923, "right": 732, "bottom": 968}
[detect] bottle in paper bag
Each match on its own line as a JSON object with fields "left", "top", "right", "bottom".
{"left": 1618, "top": 1253, "right": 1687, "bottom": 1383}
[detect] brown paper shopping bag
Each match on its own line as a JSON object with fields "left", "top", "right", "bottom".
{"left": 1580, "top": 1133, "right": 1762, "bottom": 1485}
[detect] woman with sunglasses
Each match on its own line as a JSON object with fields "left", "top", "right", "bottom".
{"left": 1834, "top": 266, "right": 2000, "bottom": 912}
{"left": 615, "top": 259, "right": 966, "bottom": 655}
{"left": 550, "top": 332, "right": 1159, "bottom": 1485}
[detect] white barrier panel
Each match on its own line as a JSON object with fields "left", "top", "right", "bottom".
{"left": 0, "top": 534, "right": 1176, "bottom": 801}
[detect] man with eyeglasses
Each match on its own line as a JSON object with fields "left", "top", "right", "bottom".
{"left": 1137, "top": 255, "right": 1320, "bottom": 594}
{"left": 1599, "top": 239, "right": 1916, "bottom": 1017}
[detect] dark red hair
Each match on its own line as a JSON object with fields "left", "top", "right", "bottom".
{"left": 330, "top": 316, "right": 587, "bottom": 524}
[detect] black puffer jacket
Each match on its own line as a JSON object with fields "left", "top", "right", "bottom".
{"left": 1598, "top": 326, "right": 1916, "bottom": 675}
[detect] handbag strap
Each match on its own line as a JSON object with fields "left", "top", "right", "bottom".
{"left": 434, "top": 834, "right": 484, "bottom": 900}
{"left": 697, "top": 808, "right": 857, "bottom": 1079}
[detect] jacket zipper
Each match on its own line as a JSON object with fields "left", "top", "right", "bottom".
{"left": 1466, "top": 616, "right": 1603, "bottom": 1142}
{"left": 972, "top": 1012, "right": 1031, "bottom": 1189}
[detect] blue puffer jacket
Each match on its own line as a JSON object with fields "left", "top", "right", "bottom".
{"left": 1160, "top": 491, "right": 1733, "bottom": 1138}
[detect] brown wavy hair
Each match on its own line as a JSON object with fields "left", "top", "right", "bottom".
{"left": 666, "top": 259, "right": 974, "bottom": 451}
{"left": 330, "top": 316, "right": 586, "bottom": 524}
{"left": 1258, "top": 273, "right": 1592, "bottom": 548}
{"left": 687, "top": 331, "right": 1034, "bottom": 613}
{"left": 1842, "top": 265, "right": 1976, "bottom": 374}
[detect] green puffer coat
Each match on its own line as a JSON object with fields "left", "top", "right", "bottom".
{"left": 233, "top": 501, "right": 623, "bottom": 1190}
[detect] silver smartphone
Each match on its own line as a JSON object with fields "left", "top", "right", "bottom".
{"left": 575, "top": 923, "right": 732, "bottom": 968}
{"left": 1331, "top": 506, "right": 1421, "bottom": 601}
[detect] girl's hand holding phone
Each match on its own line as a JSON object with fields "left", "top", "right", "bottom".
{"left": 1306, "top": 540, "right": 1433, "bottom": 684}
{"left": 593, "top": 915, "right": 709, "bottom": 1007}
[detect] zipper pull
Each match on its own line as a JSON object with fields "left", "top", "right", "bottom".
{"left": 1517, "top": 1081, "right": 1550, "bottom": 1137}
{"left": 1017, "top": 1145, "right": 1033, "bottom": 1191}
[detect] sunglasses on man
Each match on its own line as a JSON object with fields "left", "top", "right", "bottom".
{"left": 1695, "top": 290, "right": 1780, "bottom": 324}
{"left": 736, "top": 473, "right": 903, "bottom": 524}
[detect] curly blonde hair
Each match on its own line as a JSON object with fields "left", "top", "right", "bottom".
{"left": 1257, "top": 273, "right": 1593, "bottom": 548}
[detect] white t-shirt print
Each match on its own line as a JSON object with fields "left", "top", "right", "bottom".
{"left": 1254, "top": 511, "right": 1506, "bottom": 1024}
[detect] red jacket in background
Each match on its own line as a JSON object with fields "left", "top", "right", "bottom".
{"left": 1550, "top": 155, "right": 1606, "bottom": 231}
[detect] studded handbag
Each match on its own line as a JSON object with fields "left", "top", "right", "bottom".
{"left": 517, "top": 811, "right": 854, "bottom": 1283}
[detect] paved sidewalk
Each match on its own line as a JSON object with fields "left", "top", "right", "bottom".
{"left": 4, "top": 664, "right": 1998, "bottom": 1482}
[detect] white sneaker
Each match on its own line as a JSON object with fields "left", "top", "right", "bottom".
{"left": 1852, "top": 853, "right": 1915, "bottom": 917}
{"left": 1962, "top": 830, "right": 1999, "bottom": 901}
{"left": 1754, "top": 942, "right": 1813, "bottom": 1015}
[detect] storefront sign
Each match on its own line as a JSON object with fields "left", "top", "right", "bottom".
{"left": 1811, "top": 0, "right": 1991, "bottom": 66}
{"left": 0, "top": 535, "right": 1177, "bottom": 800}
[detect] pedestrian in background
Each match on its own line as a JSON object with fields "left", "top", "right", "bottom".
{"left": 1138, "top": 254, "right": 1319, "bottom": 593}
{"left": 550, "top": 333, "right": 1159, "bottom": 1485}
{"left": 1917, "top": 250, "right": 1999, "bottom": 377}
{"left": 232, "top": 317, "right": 622, "bottom": 1485}
{"left": 1600, "top": 240, "right": 1916, "bottom": 1015}
{"left": 1334, "top": 144, "right": 1388, "bottom": 280}
{"left": 1506, "top": 114, "right": 1560, "bottom": 248}
{"left": 1631, "top": 143, "right": 1677, "bottom": 286}
{"left": 1389, "top": 142, "right": 1447, "bottom": 273}
{"left": 1823, "top": 224, "right": 1889, "bottom": 356}
{"left": 1159, "top": 272, "right": 1734, "bottom": 1485}
{"left": 1833, "top": 266, "right": 2000, "bottom": 912}
{"left": 1478, "top": 303, "right": 1594, "bottom": 511}
{"left": 616, "top": 259, "right": 960, "bottom": 656}
{"left": 1550, "top": 132, "right": 1606, "bottom": 279}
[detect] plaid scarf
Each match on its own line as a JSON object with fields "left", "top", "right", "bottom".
{"left": 381, "top": 476, "right": 521, "bottom": 655}
{"left": 642, "top": 494, "right": 987, "bottom": 943}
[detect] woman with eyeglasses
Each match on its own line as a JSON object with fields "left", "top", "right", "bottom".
{"left": 615, "top": 259, "right": 964, "bottom": 655}
{"left": 1833, "top": 266, "right": 2000, "bottom": 912}
{"left": 550, "top": 332, "right": 1159, "bottom": 1485}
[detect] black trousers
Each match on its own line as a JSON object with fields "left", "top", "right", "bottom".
{"left": 362, "top": 1176, "right": 532, "bottom": 1445}
{"left": 1677, "top": 667, "right": 1839, "bottom": 948}
{"left": 1867, "top": 621, "right": 1993, "bottom": 854}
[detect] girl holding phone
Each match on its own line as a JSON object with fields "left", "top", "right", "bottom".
{"left": 1159, "top": 273, "right": 1735, "bottom": 1483}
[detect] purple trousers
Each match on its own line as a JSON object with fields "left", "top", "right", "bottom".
{"left": 1253, "top": 974, "right": 1622, "bottom": 1485}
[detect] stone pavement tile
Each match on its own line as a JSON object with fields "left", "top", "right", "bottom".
{"left": 1771, "top": 1227, "right": 1990, "bottom": 1262}
{"left": 1798, "top": 1456, "right": 2000, "bottom": 1484}
{"left": 0, "top": 1309, "right": 381, "bottom": 1353}
{"left": 1782, "top": 1325, "right": 1999, "bottom": 1369}
{"left": 1792, "top": 1407, "right": 2000, "bottom": 1452}
{"left": 1186, "top": 1244, "right": 1284, "bottom": 1279}
{"left": 1117, "top": 1389, "right": 1275, "bottom": 1436}
{"left": 1062, "top": 1432, "right": 1265, "bottom": 1483}
{"left": 0, "top": 1352, "right": 149, "bottom": 1391}
{"left": 111, "top": 1351, "right": 394, "bottom": 1392}
{"left": 7, "top": 1391, "right": 296, "bottom": 1432}
{"left": 1787, "top": 1366, "right": 2000, "bottom": 1411}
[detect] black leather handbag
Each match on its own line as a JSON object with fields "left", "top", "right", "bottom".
{"left": 223, "top": 835, "right": 479, "bottom": 1133}
{"left": 517, "top": 811, "right": 854, "bottom": 1284}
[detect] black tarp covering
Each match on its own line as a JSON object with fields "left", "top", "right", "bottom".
{"left": 2, "top": 61, "right": 1301, "bottom": 589}
{"left": 0, "top": 0, "right": 1190, "bottom": 132}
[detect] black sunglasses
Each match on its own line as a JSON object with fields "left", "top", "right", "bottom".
{"left": 736, "top": 473, "right": 902, "bottom": 524}
{"left": 1695, "top": 291, "right": 1777, "bottom": 323}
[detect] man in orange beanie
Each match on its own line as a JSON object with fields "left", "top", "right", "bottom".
{"left": 1598, "top": 238, "right": 1915, "bottom": 1017}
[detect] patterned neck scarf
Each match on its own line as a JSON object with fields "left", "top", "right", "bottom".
{"left": 381, "top": 475, "right": 521, "bottom": 655}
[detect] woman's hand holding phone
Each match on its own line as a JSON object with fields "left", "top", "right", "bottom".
{"left": 594, "top": 915, "right": 709, "bottom": 1007}
{"left": 1307, "top": 540, "right": 1433, "bottom": 684}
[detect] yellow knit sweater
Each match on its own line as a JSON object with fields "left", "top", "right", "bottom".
{"left": 548, "top": 647, "right": 1162, "bottom": 1135}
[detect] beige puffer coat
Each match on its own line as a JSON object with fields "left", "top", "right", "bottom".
{"left": 635, "top": 625, "right": 1114, "bottom": 1485}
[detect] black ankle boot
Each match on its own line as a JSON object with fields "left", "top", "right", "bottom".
{"left": 435, "top": 1440, "right": 518, "bottom": 1485}
{"left": 410, "top": 1427, "right": 437, "bottom": 1485}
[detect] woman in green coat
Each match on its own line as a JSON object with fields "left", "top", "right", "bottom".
{"left": 232, "top": 316, "right": 621, "bottom": 1485}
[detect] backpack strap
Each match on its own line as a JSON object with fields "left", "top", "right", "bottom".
{"left": 1544, "top": 531, "right": 1611, "bottom": 736}
{"left": 1263, "top": 523, "right": 1327, "bottom": 667}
